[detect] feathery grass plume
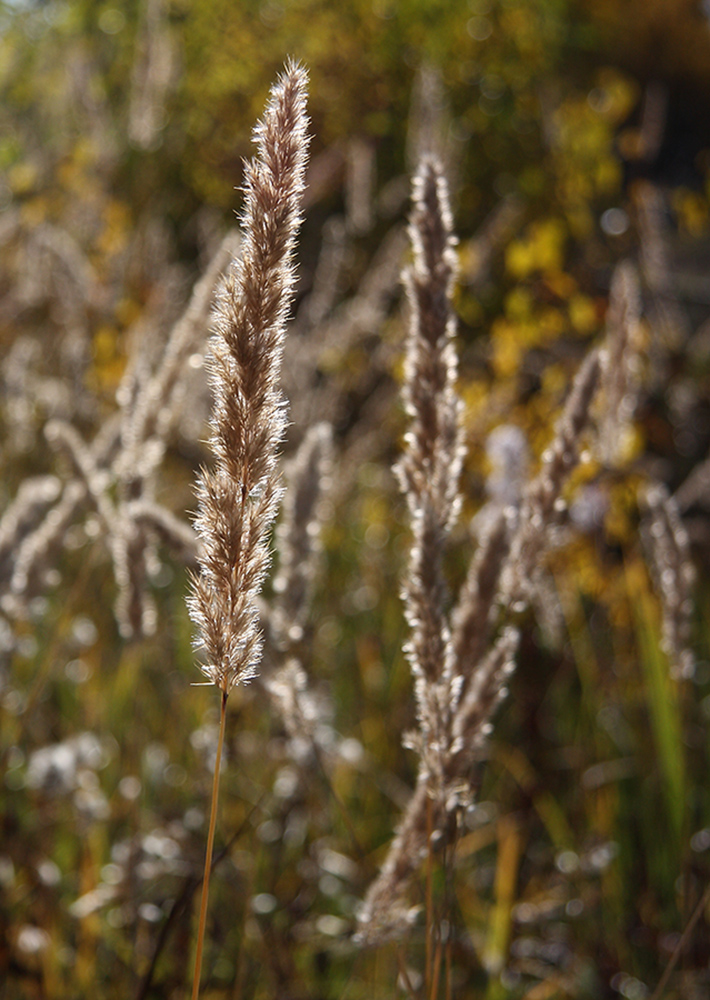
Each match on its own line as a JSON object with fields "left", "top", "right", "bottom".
{"left": 530, "top": 569, "right": 566, "bottom": 649}
{"left": 358, "top": 157, "right": 518, "bottom": 945}
{"left": 3, "top": 418, "right": 121, "bottom": 612}
{"left": 265, "top": 423, "right": 333, "bottom": 755}
{"left": 188, "top": 60, "right": 309, "bottom": 693}
{"left": 0, "top": 476, "right": 61, "bottom": 584}
{"left": 449, "top": 425, "right": 527, "bottom": 681}
{"left": 187, "top": 61, "right": 309, "bottom": 1000}
{"left": 394, "top": 156, "right": 464, "bottom": 782}
{"left": 641, "top": 482, "right": 696, "bottom": 680}
{"left": 357, "top": 155, "right": 464, "bottom": 943}
{"left": 119, "top": 229, "right": 240, "bottom": 477}
{"left": 596, "top": 261, "right": 643, "bottom": 468}
{"left": 451, "top": 509, "right": 510, "bottom": 681}
{"left": 360, "top": 317, "right": 603, "bottom": 943}
{"left": 450, "top": 626, "right": 520, "bottom": 752}
{"left": 44, "top": 418, "right": 157, "bottom": 638}
{"left": 500, "top": 348, "right": 602, "bottom": 612}
{"left": 455, "top": 351, "right": 603, "bottom": 802}
{"left": 357, "top": 623, "right": 521, "bottom": 944}
{"left": 358, "top": 611, "right": 520, "bottom": 941}
{"left": 266, "top": 657, "right": 323, "bottom": 752}
{"left": 44, "top": 420, "right": 116, "bottom": 533}
{"left": 396, "top": 158, "right": 463, "bottom": 534}
{"left": 6, "top": 482, "right": 86, "bottom": 612}
{"left": 406, "top": 64, "right": 449, "bottom": 178}
{"left": 357, "top": 774, "right": 439, "bottom": 942}
{"left": 635, "top": 181, "right": 688, "bottom": 351}
{"left": 270, "top": 422, "right": 333, "bottom": 651}
{"left": 112, "top": 233, "right": 239, "bottom": 634}
{"left": 112, "top": 517, "right": 157, "bottom": 639}
{"left": 128, "top": 0, "right": 175, "bottom": 151}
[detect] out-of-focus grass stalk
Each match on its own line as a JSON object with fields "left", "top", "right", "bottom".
{"left": 484, "top": 816, "right": 523, "bottom": 1000}
{"left": 495, "top": 743, "right": 574, "bottom": 851}
{"left": 187, "top": 60, "right": 309, "bottom": 999}
{"left": 191, "top": 689, "right": 227, "bottom": 1000}
{"left": 626, "top": 557, "right": 685, "bottom": 849}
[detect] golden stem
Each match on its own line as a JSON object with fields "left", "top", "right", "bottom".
{"left": 191, "top": 688, "right": 228, "bottom": 1000}
{"left": 425, "top": 793, "right": 433, "bottom": 993}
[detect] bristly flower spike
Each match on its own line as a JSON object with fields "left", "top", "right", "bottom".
{"left": 187, "top": 61, "right": 309, "bottom": 1000}
{"left": 188, "top": 60, "right": 310, "bottom": 695}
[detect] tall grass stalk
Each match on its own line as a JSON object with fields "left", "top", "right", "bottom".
{"left": 360, "top": 155, "right": 609, "bottom": 945}
{"left": 191, "top": 689, "right": 227, "bottom": 1000}
{"left": 187, "top": 60, "right": 309, "bottom": 998}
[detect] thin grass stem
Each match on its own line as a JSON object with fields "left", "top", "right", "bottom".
{"left": 397, "top": 945, "right": 421, "bottom": 1000}
{"left": 430, "top": 934, "right": 443, "bottom": 1000}
{"left": 191, "top": 688, "right": 228, "bottom": 1000}
{"left": 426, "top": 793, "right": 433, "bottom": 991}
{"left": 445, "top": 935, "right": 452, "bottom": 1000}
{"left": 650, "top": 880, "right": 710, "bottom": 1000}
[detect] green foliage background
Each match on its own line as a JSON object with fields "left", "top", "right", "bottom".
{"left": 1, "top": 1, "right": 710, "bottom": 998}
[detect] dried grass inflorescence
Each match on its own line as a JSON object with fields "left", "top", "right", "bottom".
{"left": 0, "top": 476, "right": 61, "bottom": 585}
{"left": 0, "top": 226, "right": 237, "bottom": 635}
{"left": 641, "top": 483, "right": 696, "bottom": 680}
{"left": 358, "top": 157, "right": 520, "bottom": 943}
{"left": 265, "top": 422, "right": 335, "bottom": 756}
{"left": 500, "top": 347, "right": 602, "bottom": 612}
{"left": 0, "top": 42, "right": 705, "bottom": 996}
{"left": 270, "top": 422, "right": 333, "bottom": 652}
{"left": 357, "top": 154, "right": 612, "bottom": 945}
{"left": 188, "top": 60, "right": 310, "bottom": 694}
{"left": 394, "top": 156, "right": 464, "bottom": 785}
{"left": 596, "top": 260, "right": 643, "bottom": 468}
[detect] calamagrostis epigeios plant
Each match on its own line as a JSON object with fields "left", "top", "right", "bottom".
{"left": 186, "top": 60, "right": 309, "bottom": 999}
{"left": 188, "top": 61, "right": 309, "bottom": 694}
{"left": 358, "top": 155, "right": 467, "bottom": 944}
{"left": 394, "top": 156, "right": 464, "bottom": 789}
{"left": 641, "top": 482, "right": 696, "bottom": 681}
{"left": 358, "top": 157, "right": 603, "bottom": 946}
{"left": 596, "top": 260, "right": 642, "bottom": 469}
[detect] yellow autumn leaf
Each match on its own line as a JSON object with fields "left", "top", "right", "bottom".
{"left": 569, "top": 294, "right": 598, "bottom": 334}
{"left": 505, "top": 218, "right": 566, "bottom": 278}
